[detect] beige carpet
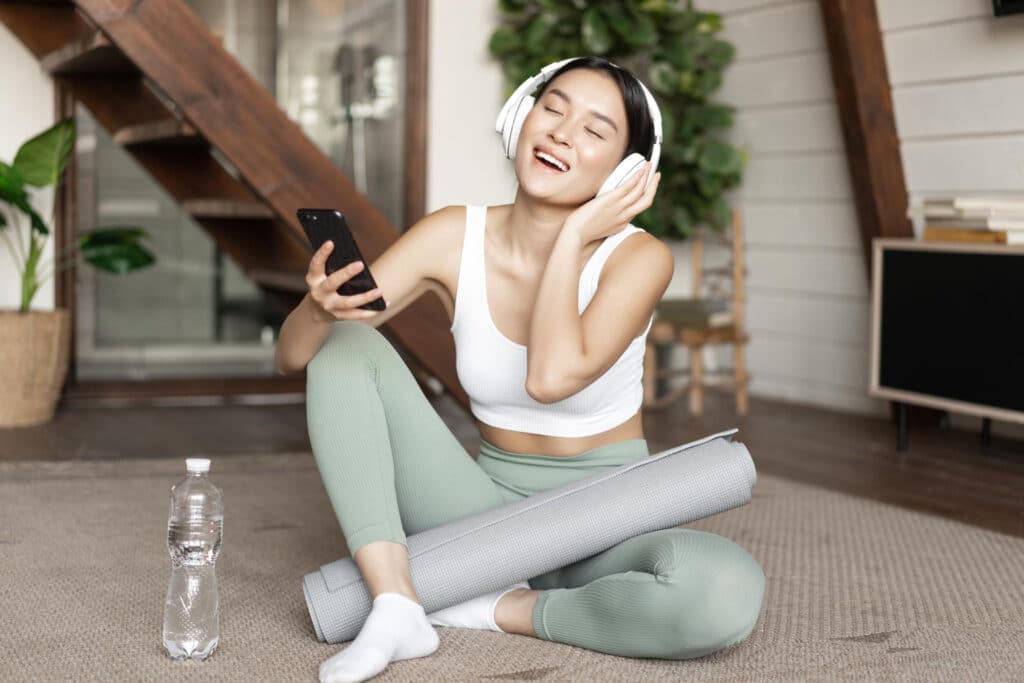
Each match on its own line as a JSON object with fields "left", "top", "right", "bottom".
{"left": 2, "top": 452, "right": 1023, "bottom": 683}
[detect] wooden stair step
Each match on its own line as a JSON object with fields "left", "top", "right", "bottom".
{"left": 0, "top": 3, "right": 87, "bottom": 59}
{"left": 112, "top": 119, "right": 205, "bottom": 147}
{"left": 196, "top": 217, "right": 311, "bottom": 278}
{"left": 182, "top": 199, "right": 274, "bottom": 219}
{"left": 40, "top": 32, "right": 138, "bottom": 75}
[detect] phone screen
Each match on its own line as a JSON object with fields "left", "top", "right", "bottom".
{"left": 297, "top": 208, "right": 386, "bottom": 311}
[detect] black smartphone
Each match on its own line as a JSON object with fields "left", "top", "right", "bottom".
{"left": 296, "top": 208, "right": 386, "bottom": 312}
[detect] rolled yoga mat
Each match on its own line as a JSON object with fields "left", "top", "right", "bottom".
{"left": 304, "top": 429, "right": 754, "bottom": 644}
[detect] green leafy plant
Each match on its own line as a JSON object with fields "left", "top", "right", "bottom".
{"left": 0, "top": 118, "right": 155, "bottom": 313}
{"left": 490, "top": 0, "right": 745, "bottom": 239}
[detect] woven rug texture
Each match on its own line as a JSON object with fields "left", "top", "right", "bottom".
{"left": 1, "top": 453, "right": 1022, "bottom": 682}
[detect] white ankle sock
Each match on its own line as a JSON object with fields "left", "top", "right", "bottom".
{"left": 426, "top": 581, "right": 531, "bottom": 632}
{"left": 319, "top": 592, "right": 439, "bottom": 683}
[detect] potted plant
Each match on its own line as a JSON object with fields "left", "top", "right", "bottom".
{"left": 0, "top": 117, "right": 155, "bottom": 427}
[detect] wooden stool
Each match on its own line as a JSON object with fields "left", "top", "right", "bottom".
{"left": 643, "top": 208, "right": 750, "bottom": 415}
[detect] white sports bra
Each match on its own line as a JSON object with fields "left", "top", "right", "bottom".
{"left": 449, "top": 205, "right": 654, "bottom": 437}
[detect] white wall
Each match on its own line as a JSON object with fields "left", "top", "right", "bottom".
{"left": 878, "top": 0, "right": 1024, "bottom": 214}
{"left": 693, "top": 0, "right": 885, "bottom": 415}
{"left": 426, "top": 0, "right": 517, "bottom": 211}
{"left": 0, "top": 26, "right": 55, "bottom": 311}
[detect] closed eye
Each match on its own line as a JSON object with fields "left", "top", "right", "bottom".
{"left": 544, "top": 106, "right": 562, "bottom": 115}
{"left": 586, "top": 128, "right": 604, "bottom": 140}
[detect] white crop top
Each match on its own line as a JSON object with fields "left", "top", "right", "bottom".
{"left": 449, "top": 205, "right": 654, "bottom": 437}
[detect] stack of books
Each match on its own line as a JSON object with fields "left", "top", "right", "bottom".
{"left": 917, "top": 197, "right": 1024, "bottom": 244}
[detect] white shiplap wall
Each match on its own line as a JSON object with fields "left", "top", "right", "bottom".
{"left": 698, "top": 0, "right": 885, "bottom": 415}
{"left": 879, "top": 0, "right": 1024, "bottom": 203}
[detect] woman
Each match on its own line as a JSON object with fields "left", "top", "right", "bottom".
{"left": 275, "top": 57, "right": 765, "bottom": 683}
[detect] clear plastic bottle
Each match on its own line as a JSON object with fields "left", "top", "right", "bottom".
{"left": 162, "top": 457, "right": 224, "bottom": 661}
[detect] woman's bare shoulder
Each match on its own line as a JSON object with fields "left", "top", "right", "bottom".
{"left": 601, "top": 229, "right": 674, "bottom": 286}
{"left": 411, "top": 206, "right": 470, "bottom": 313}
{"left": 414, "top": 204, "right": 465, "bottom": 238}
{"left": 400, "top": 205, "right": 466, "bottom": 276}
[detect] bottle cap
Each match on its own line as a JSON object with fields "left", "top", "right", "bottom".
{"left": 186, "top": 458, "right": 211, "bottom": 474}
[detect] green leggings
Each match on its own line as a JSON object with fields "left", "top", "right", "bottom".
{"left": 306, "top": 321, "right": 765, "bottom": 660}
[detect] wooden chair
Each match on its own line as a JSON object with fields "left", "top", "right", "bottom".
{"left": 643, "top": 208, "right": 750, "bottom": 415}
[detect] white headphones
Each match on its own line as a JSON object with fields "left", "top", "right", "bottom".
{"left": 495, "top": 57, "right": 663, "bottom": 197}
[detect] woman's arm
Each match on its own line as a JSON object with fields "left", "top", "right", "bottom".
{"left": 274, "top": 206, "right": 463, "bottom": 375}
{"left": 526, "top": 165, "right": 666, "bottom": 402}
{"left": 274, "top": 292, "right": 335, "bottom": 375}
{"left": 525, "top": 230, "right": 673, "bottom": 403}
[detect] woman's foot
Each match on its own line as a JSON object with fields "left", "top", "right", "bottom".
{"left": 319, "top": 592, "right": 439, "bottom": 683}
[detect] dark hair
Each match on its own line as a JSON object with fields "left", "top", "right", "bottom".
{"left": 533, "top": 56, "right": 655, "bottom": 161}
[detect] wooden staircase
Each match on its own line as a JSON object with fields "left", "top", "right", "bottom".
{"left": 0, "top": 0, "right": 467, "bottom": 408}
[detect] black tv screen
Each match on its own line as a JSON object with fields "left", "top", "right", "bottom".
{"left": 877, "top": 248, "right": 1024, "bottom": 414}
{"left": 993, "top": 0, "right": 1024, "bottom": 16}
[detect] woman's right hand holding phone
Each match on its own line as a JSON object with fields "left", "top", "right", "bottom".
{"left": 305, "top": 241, "right": 386, "bottom": 323}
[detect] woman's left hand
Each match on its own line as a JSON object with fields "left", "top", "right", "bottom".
{"left": 563, "top": 161, "right": 661, "bottom": 244}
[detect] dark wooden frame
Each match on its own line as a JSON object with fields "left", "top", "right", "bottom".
{"left": 819, "top": 0, "right": 913, "bottom": 276}
{"left": 404, "top": 0, "right": 428, "bottom": 227}
{"left": 56, "top": 0, "right": 430, "bottom": 404}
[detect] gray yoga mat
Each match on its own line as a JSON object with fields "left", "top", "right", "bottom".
{"left": 304, "top": 429, "right": 754, "bottom": 644}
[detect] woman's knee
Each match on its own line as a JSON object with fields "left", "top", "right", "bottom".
{"left": 307, "top": 320, "right": 389, "bottom": 377}
{"left": 653, "top": 530, "right": 765, "bottom": 659}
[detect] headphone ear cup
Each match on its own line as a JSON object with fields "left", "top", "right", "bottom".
{"left": 503, "top": 95, "right": 534, "bottom": 160}
{"left": 597, "top": 153, "right": 646, "bottom": 197}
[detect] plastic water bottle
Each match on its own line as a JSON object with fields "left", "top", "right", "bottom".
{"left": 162, "top": 457, "right": 224, "bottom": 661}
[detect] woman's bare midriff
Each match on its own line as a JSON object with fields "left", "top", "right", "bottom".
{"left": 477, "top": 411, "right": 645, "bottom": 457}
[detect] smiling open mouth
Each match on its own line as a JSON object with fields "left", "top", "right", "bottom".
{"left": 534, "top": 149, "right": 569, "bottom": 172}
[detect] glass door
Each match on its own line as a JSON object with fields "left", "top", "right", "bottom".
{"left": 73, "top": 0, "right": 411, "bottom": 382}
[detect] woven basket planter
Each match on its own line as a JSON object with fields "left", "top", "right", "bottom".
{"left": 0, "top": 309, "right": 71, "bottom": 427}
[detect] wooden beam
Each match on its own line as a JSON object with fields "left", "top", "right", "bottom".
{"left": 404, "top": 0, "right": 428, "bottom": 227}
{"left": 819, "top": 0, "right": 912, "bottom": 275}
{"left": 819, "top": 1, "right": 942, "bottom": 427}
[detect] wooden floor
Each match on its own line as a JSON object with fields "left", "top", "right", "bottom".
{"left": 2, "top": 390, "right": 1021, "bottom": 538}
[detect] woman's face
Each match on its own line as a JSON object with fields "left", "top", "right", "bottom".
{"left": 514, "top": 68, "right": 630, "bottom": 204}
